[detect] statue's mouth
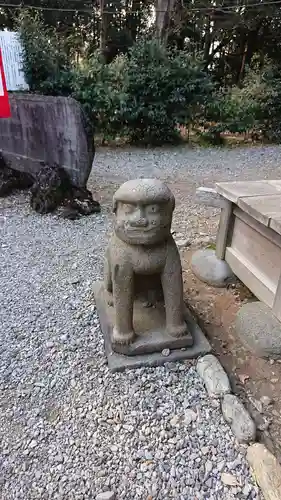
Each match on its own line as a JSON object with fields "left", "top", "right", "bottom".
{"left": 127, "top": 227, "right": 159, "bottom": 233}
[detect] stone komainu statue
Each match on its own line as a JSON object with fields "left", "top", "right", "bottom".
{"left": 104, "top": 178, "right": 188, "bottom": 346}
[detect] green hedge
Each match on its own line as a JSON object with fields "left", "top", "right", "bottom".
{"left": 18, "top": 11, "right": 213, "bottom": 145}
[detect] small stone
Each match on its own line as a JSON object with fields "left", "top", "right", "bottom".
{"left": 184, "top": 409, "right": 197, "bottom": 425}
{"left": 191, "top": 249, "right": 235, "bottom": 287}
{"left": 257, "top": 416, "right": 270, "bottom": 431}
{"left": 221, "top": 472, "right": 239, "bottom": 486}
{"left": 162, "top": 349, "right": 170, "bottom": 357}
{"left": 170, "top": 415, "right": 179, "bottom": 426}
{"left": 176, "top": 238, "right": 191, "bottom": 248}
{"left": 252, "top": 397, "right": 263, "bottom": 413}
{"left": 170, "top": 465, "right": 176, "bottom": 478}
{"left": 222, "top": 394, "right": 256, "bottom": 443}
{"left": 96, "top": 492, "right": 116, "bottom": 500}
{"left": 260, "top": 395, "right": 272, "bottom": 407}
{"left": 204, "top": 460, "right": 213, "bottom": 479}
{"left": 242, "top": 483, "right": 252, "bottom": 497}
{"left": 196, "top": 354, "right": 231, "bottom": 397}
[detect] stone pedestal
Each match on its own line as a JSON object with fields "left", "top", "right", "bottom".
{"left": 93, "top": 281, "right": 211, "bottom": 372}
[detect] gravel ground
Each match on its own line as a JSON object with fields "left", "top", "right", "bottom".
{"left": 91, "top": 144, "right": 281, "bottom": 241}
{"left": 1, "top": 144, "right": 276, "bottom": 500}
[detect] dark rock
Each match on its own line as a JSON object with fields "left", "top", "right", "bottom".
{"left": 59, "top": 207, "right": 81, "bottom": 220}
{"left": 67, "top": 186, "right": 101, "bottom": 216}
{"left": 0, "top": 153, "right": 33, "bottom": 197}
{"left": 30, "top": 161, "right": 101, "bottom": 217}
{"left": 30, "top": 162, "right": 71, "bottom": 214}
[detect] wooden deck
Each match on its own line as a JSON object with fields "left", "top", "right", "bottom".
{"left": 216, "top": 180, "right": 281, "bottom": 235}
{"left": 214, "top": 181, "right": 281, "bottom": 321}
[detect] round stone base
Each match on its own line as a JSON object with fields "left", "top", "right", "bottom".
{"left": 191, "top": 249, "right": 235, "bottom": 287}
{"left": 236, "top": 302, "right": 281, "bottom": 359}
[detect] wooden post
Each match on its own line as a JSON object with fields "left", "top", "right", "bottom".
{"left": 272, "top": 272, "right": 281, "bottom": 322}
{"left": 195, "top": 187, "right": 233, "bottom": 260}
{"left": 215, "top": 200, "right": 233, "bottom": 260}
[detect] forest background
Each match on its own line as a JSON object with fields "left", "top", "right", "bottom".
{"left": 1, "top": 0, "right": 281, "bottom": 145}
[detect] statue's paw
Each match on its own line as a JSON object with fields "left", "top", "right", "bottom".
{"left": 167, "top": 322, "right": 188, "bottom": 338}
{"left": 107, "top": 297, "right": 114, "bottom": 307}
{"left": 112, "top": 328, "right": 135, "bottom": 345}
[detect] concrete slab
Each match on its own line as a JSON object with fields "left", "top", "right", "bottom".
{"left": 1, "top": 94, "right": 93, "bottom": 188}
{"left": 93, "top": 281, "right": 212, "bottom": 372}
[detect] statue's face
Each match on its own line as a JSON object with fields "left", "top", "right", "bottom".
{"left": 114, "top": 201, "right": 173, "bottom": 245}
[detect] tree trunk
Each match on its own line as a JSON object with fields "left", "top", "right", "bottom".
{"left": 99, "top": 0, "right": 107, "bottom": 51}
{"left": 237, "top": 41, "right": 247, "bottom": 85}
{"left": 203, "top": 15, "right": 212, "bottom": 62}
{"left": 155, "top": 0, "right": 176, "bottom": 42}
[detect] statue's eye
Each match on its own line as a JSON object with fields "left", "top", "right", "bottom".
{"left": 147, "top": 204, "right": 159, "bottom": 214}
{"left": 122, "top": 203, "right": 135, "bottom": 214}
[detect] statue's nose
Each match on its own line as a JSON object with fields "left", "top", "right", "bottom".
{"left": 130, "top": 217, "right": 148, "bottom": 228}
{"left": 130, "top": 210, "right": 148, "bottom": 227}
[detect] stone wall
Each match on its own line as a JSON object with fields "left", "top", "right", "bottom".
{"left": 0, "top": 94, "right": 94, "bottom": 187}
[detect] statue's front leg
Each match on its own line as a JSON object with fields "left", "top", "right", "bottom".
{"left": 104, "top": 247, "right": 112, "bottom": 293}
{"left": 104, "top": 246, "right": 113, "bottom": 306}
{"left": 112, "top": 263, "right": 135, "bottom": 345}
{"left": 161, "top": 240, "right": 188, "bottom": 338}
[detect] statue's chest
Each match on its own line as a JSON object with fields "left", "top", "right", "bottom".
{"left": 130, "top": 245, "right": 167, "bottom": 274}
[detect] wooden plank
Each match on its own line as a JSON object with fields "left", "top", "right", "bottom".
{"left": 234, "top": 207, "right": 281, "bottom": 249}
{"left": 231, "top": 216, "right": 281, "bottom": 292}
{"left": 216, "top": 181, "right": 278, "bottom": 203}
{"left": 267, "top": 180, "right": 281, "bottom": 191}
{"left": 225, "top": 247, "right": 275, "bottom": 308}
{"left": 273, "top": 273, "right": 281, "bottom": 321}
{"left": 238, "top": 194, "right": 281, "bottom": 227}
{"left": 195, "top": 187, "right": 228, "bottom": 208}
{"left": 215, "top": 200, "right": 233, "bottom": 259}
{"left": 269, "top": 216, "right": 281, "bottom": 236}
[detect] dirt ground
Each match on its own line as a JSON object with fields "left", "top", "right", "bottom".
{"left": 181, "top": 248, "right": 281, "bottom": 462}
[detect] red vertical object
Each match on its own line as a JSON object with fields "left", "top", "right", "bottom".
{"left": 0, "top": 48, "right": 11, "bottom": 118}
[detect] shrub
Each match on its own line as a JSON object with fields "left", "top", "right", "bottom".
{"left": 260, "top": 64, "right": 281, "bottom": 142}
{"left": 71, "top": 53, "right": 127, "bottom": 139}
{"left": 204, "top": 84, "right": 265, "bottom": 142}
{"left": 121, "top": 40, "right": 213, "bottom": 144}
{"left": 18, "top": 14, "right": 213, "bottom": 145}
{"left": 203, "top": 63, "right": 281, "bottom": 144}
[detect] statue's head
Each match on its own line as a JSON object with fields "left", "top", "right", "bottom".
{"left": 113, "top": 178, "right": 175, "bottom": 245}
